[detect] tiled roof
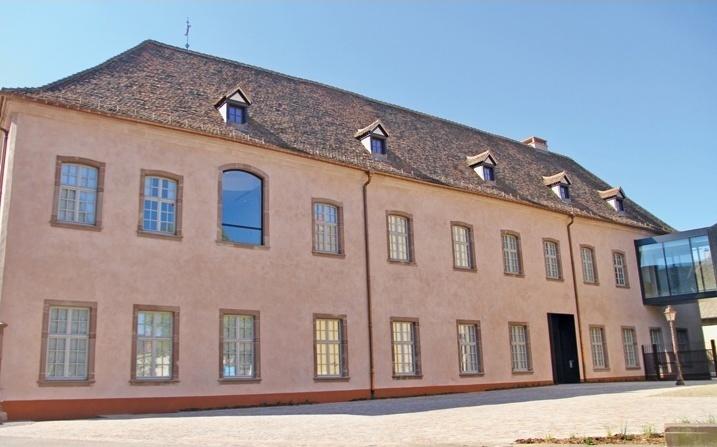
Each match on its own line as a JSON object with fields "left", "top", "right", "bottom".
{"left": 0, "top": 40, "right": 671, "bottom": 233}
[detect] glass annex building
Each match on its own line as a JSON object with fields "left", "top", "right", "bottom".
{"left": 636, "top": 224, "right": 717, "bottom": 305}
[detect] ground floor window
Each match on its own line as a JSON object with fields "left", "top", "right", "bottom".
{"left": 509, "top": 323, "right": 531, "bottom": 372}
{"left": 590, "top": 326, "right": 609, "bottom": 370}
{"left": 391, "top": 319, "right": 420, "bottom": 377}
{"left": 622, "top": 327, "right": 639, "bottom": 369}
{"left": 133, "top": 306, "right": 178, "bottom": 381}
{"left": 457, "top": 321, "right": 482, "bottom": 374}
{"left": 314, "top": 316, "right": 348, "bottom": 378}
{"left": 221, "top": 312, "right": 259, "bottom": 379}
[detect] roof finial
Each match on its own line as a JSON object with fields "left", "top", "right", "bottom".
{"left": 184, "top": 18, "right": 191, "bottom": 50}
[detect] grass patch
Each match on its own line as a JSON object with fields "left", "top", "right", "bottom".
{"left": 516, "top": 432, "right": 665, "bottom": 444}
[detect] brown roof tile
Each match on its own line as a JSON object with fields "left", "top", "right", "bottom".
{"left": 0, "top": 40, "right": 672, "bottom": 233}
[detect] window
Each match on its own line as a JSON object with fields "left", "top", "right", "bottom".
{"left": 590, "top": 326, "right": 608, "bottom": 369}
{"left": 220, "top": 168, "right": 265, "bottom": 246}
{"left": 387, "top": 213, "right": 413, "bottom": 263}
{"left": 314, "top": 316, "right": 348, "bottom": 378}
{"left": 221, "top": 311, "right": 259, "bottom": 379}
{"left": 649, "top": 327, "right": 665, "bottom": 351}
{"left": 615, "top": 198, "right": 625, "bottom": 212}
{"left": 457, "top": 322, "right": 482, "bottom": 374}
{"left": 227, "top": 104, "right": 246, "bottom": 124}
{"left": 502, "top": 232, "right": 522, "bottom": 275}
{"left": 313, "top": 201, "right": 343, "bottom": 255}
{"left": 483, "top": 165, "right": 495, "bottom": 181}
{"left": 391, "top": 319, "right": 420, "bottom": 377}
{"left": 543, "top": 239, "right": 562, "bottom": 280}
{"left": 132, "top": 306, "right": 178, "bottom": 382}
{"left": 451, "top": 224, "right": 475, "bottom": 270}
{"left": 559, "top": 184, "right": 570, "bottom": 200}
{"left": 622, "top": 327, "right": 639, "bottom": 369}
{"left": 52, "top": 157, "right": 105, "bottom": 228}
{"left": 39, "top": 300, "right": 96, "bottom": 384}
{"left": 510, "top": 323, "right": 531, "bottom": 372}
{"left": 370, "top": 137, "right": 386, "bottom": 155}
{"left": 676, "top": 329, "right": 690, "bottom": 351}
{"left": 613, "top": 251, "right": 629, "bottom": 287}
{"left": 581, "top": 246, "right": 598, "bottom": 284}
{"left": 139, "top": 171, "right": 182, "bottom": 237}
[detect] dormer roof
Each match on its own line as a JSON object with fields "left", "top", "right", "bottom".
{"left": 598, "top": 187, "right": 625, "bottom": 200}
{"left": 354, "top": 119, "right": 388, "bottom": 139}
{"left": 542, "top": 171, "right": 571, "bottom": 187}
{"left": 214, "top": 85, "right": 252, "bottom": 108}
{"left": 465, "top": 150, "right": 497, "bottom": 167}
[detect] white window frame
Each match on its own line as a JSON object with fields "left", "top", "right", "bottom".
{"left": 510, "top": 323, "right": 531, "bottom": 372}
{"left": 622, "top": 327, "right": 639, "bottom": 368}
{"left": 142, "top": 176, "right": 178, "bottom": 234}
{"left": 452, "top": 224, "right": 473, "bottom": 269}
{"left": 613, "top": 251, "right": 628, "bottom": 287}
{"left": 590, "top": 326, "right": 608, "bottom": 369}
{"left": 46, "top": 306, "right": 90, "bottom": 380}
{"left": 457, "top": 322, "right": 482, "bottom": 374}
{"left": 135, "top": 311, "right": 173, "bottom": 379}
{"left": 313, "top": 202, "right": 340, "bottom": 255}
{"left": 57, "top": 163, "right": 99, "bottom": 225}
{"left": 502, "top": 233, "right": 522, "bottom": 275}
{"left": 314, "top": 317, "right": 346, "bottom": 378}
{"left": 543, "top": 240, "right": 561, "bottom": 280}
{"left": 581, "top": 246, "right": 597, "bottom": 284}
{"left": 388, "top": 214, "right": 411, "bottom": 262}
{"left": 222, "top": 314, "right": 256, "bottom": 378}
{"left": 391, "top": 320, "right": 419, "bottom": 376}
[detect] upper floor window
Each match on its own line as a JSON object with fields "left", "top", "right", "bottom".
{"left": 559, "top": 184, "right": 570, "bottom": 200}
{"left": 483, "top": 165, "right": 495, "bottom": 181}
{"left": 221, "top": 312, "right": 259, "bottom": 379}
{"left": 502, "top": 231, "right": 523, "bottom": 275}
{"left": 314, "top": 316, "right": 348, "bottom": 378}
{"left": 220, "top": 169, "right": 264, "bottom": 246}
{"left": 581, "top": 246, "right": 598, "bottom": 284}
{"left": 370, "top": 137, "right": 386, "bottom": 155}
{"left": 313, "top": 201, "right": 343, "bottom": 255}
{"left": 613, "top": 251, "right": 629, "bottom": 288}
{"left": 599, "top": 187, "right": 626, "bottom": 212}
{"left": 141, "top": 174, "right": 180, "bottom": 236}
{"left": 55, "top": 160, "right": 104, "bottom": 227}
{"left": 543, "top": 239, "right": 562, "bottom": 280}
{"left": 451, "top": 224, "right": 475, "bottom": 270}
{"left": 227, "top": 104, "right": 247, "bottom": 125}
{"left": 387, "top": 213, "right": 413, "bottom": 263}
{"left": 615, "top": 197, "right": 625, "bottom": 212}
{"left": 542, "top": 171, "right": 571, "bottom": 201}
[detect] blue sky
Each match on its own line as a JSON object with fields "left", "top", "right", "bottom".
{"left": 2, "top": 1, "right": 715, "bottom": 230}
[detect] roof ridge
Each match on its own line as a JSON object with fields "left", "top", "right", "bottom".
{"left": 143, "top": 40, "right": 578, "bottom": 161}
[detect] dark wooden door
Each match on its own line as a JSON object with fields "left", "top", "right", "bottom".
{"left": 548, "top": 313, "right": 581, "bottom": 384}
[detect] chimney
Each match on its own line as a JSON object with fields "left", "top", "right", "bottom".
{"left": 522, "top": 136, "right": 548, "bottom": 150}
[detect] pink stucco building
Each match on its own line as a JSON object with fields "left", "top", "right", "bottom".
{"left": 0, "top": 41, "right": 704, "bottom": 421}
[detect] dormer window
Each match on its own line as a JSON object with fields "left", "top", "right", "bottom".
{"left": 559, "top": 184, "right": 570, "bottom": 200}
{"left": 227, "top": 104, "right": 247, "bottom": 125}
{"left": 215, "top": 85, "right": 252, "bottom": 125}
{"left": 542, "top": 171, "right": 571, "bottom": 201}
{"left": 599, "top": 187, "right": 626, "bottom": 212}
{"left": 370, "top": 136, "right": 386, "bottom": 155}
{"left": 465, "top": 150, "right": 497, "bottom": 182}
{"left": 355, "top": 120, "right": 389, "bottom": 158}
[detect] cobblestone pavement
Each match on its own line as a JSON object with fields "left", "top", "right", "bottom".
{"left": 1, "top": 381, "right": 716, "bottom": 446}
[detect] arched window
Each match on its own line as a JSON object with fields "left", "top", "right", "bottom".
{"left": 220, "top": 170, "right": 263, "bottom": 245}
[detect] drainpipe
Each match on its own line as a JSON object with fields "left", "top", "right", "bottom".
{"left": 0, "top": 96, "right": 8, "bottom": 201}
{"left": 362, "top": 170, "right": 375, "bottom": 398}
{"left": 566, "top": 214, "right": 587, "bottom": 382}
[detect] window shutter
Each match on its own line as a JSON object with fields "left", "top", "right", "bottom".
{"left": 341, "top": 320, "right": 349, "bottom": 377}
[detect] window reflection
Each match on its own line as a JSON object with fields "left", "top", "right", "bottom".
{"left": 221, "top": 170, "right": 263, "bottom": 245}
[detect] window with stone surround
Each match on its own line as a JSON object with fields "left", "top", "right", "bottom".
{"left": 502, "top": 231, "right": 523, "bottom": 275}
{"left": 51, "top": 156, "right": 105, "bottom": 230}
{"left": 612, "top": 251, "right": 629, "bottom": 288}
{"left": 221, "top": 311, "right": 259, "bottom": 380}
{"left": 509, "top": 323, "right": 531, "bottom": 372}
{"left": 387, "top": 213, "right": 413, "bottom": 263}
{"left": 581, "top": 246, "right": 598, "bottom": 284}
{"left": 391, "top": 319, "right": 421, "bottom": 377}
{"left": 314, "top": 315, "right": 348, "bottom": 379}
{"left": 452, "top": 224, "right": 475, "bottom": 270}
{"left": 543, "top": 239, "right": 562, "bottom": 280}
{"left": 590, "top": 326, "right": 609, "bottom": 370}
{"left": 457, "top": 321, "right": 482, "bottom": 374}
{"left": 313, "top": 200, "right": 343, "bottom": 256}
{"left": 132, "top": 305, "right": 179, "bottom": 383}
{"left": 622, "top": 327, "right": 639, "bottom": 369}
{"left": 139, "top": 171, "right": 183, "bottom": 238}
